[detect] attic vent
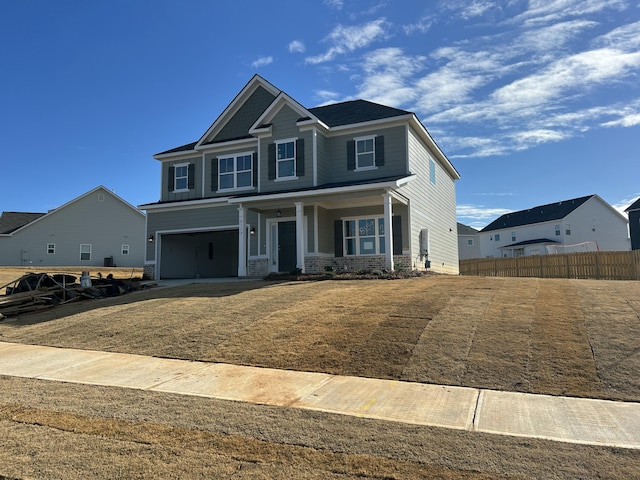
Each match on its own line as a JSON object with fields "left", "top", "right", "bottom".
{"left": 98, "top": 194, "right": 105, "bottom": 202}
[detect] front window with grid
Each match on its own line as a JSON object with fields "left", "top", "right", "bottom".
{"left": 355, "top": 136, "right": 375, "bottom": 169}
{"left": 174, "top": 163, "right": 189, "bottom": 191}
{"left": 47, "top": 243, "right": 55, "bottom": 254}
{"left": 344, "top": 217, "right": 385, "bottom": 255}
{"left": 121, "top": 244, "right": 129, "bottom": 255}
{"left": 276, "top": 140, "right": 295, "bottom": 179}
{"left": 219, "top": 153, "right": 252, "bottom": 190}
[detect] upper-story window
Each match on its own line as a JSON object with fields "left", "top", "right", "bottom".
{"left": 429, "top": 159, "right": 436, "bottom": 185}
{"left": 555, "top": 224, "right": 561, "bottom": 236}
{"left": 355, "top": 136, "right": 375, "bottom": 170}
{"left": 174, "top": 163, "right": 189, "bottom": 191}
{"left": 218, "top": 153, "right": 253, "bottom": 191}
{"left": 277, "top": 139, "right": 296, "bottom": 179}
{"left": 347, "top": 136, "right": 384, "bottom": 171}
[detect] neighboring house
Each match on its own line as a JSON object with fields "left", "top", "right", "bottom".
{"left": 626, "top": 197, "right": 640, "bottom": 250}
{"left": 140, "top": 75, "right": 460, "bottom": 279}
{"left": 478, "top": 194, "right": 630, "bottom": 258}
{"left": 0, "top": 186, "right": 146, "bottom": 267}
{"left": 457, "top": 222, "right": 481, "bottom": 260}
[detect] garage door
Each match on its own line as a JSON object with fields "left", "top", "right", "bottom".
{"left": 160, "top": 230, "right": 239, "bottom": 279}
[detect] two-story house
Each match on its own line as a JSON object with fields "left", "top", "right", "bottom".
{"left": 478, "top": 194, "right": 630, "bottom": 258}
{"left": 140, "top": 75, "right": 460, "bottom": 279}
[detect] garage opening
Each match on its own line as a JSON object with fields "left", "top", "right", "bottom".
{"left": 160, "top": 230, "right": 239, "bottom": 279}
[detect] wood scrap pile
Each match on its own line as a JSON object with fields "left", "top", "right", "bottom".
{"left": 0, "top": 272, "right": 139, "bottom": 319}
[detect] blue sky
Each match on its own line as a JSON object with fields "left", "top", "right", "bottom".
{"left": 1, "top": 0, "right": 639, "bottom": 229}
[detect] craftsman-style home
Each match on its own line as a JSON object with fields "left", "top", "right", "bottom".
{"left": 141, "top": 75, "right": 460, "bottom": 279}
{"left": 0, "top": 186, "right": 146, "bottom": 267}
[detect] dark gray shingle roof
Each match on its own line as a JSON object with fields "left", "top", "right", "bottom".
{"left": 457, "top": 222, "right": 479, "bottom": 235}
{"left": 309, "top": 100, "right": 411, "bottom": 127}
{"left": 481, "top": 195, "right": 594, "bottom": 233}
{"left": 625, "top": 197, "right": 640, "bottom": 212}
{"left": 0, "top": 212, "right": 46, "bottom": 234}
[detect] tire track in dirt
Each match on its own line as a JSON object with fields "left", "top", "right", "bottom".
{"left": 528, "top": 279, "right": 602, "bottom": 398}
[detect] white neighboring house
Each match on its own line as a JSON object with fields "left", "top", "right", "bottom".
{"left": 478, "top": 194, "right": 630, "bottom": 258}
{"left": 457, "top": 223, "right": 481, "bottom": 260}
{"left": 0, "top": 186, "right": 146, "bottom": 267}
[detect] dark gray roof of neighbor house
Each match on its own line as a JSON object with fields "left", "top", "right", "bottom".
{"left": 457, "top": 222, "right": 479, "bottom": 235}
{"left": 0, "top": 212, "right": 46, "bottom": 234}
{"left": 481, "top": 195, "right": 594, "bottom": 233}
{"left": 308, "top": 100, "right": 411, "bottom": 127}
{"left": 155, "top": 141, "right": 198, "bottom": 156}
{"left": 625, "top": 197, "right": 640, "bottom": 212}
{"left": 500, "top": 238, "right": 559, "bottom": 248}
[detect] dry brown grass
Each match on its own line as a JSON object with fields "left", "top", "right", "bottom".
{"left": 0, "top": 272, "right": 639, "bottom": 478}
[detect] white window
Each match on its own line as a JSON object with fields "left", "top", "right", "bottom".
{"left": 494, "top": 233, "right": 501, "bottom": 241}
{"left": 511, "top": 231, "right": 516, "bottom": 242}
{"left": 80, "top": 244, "right": 91, "bottom": 261}
{"left": 47, "top": 243, "right": 55, "bottom": 254}
{"left": 429, "top": 159, "right": 436, "bottom": 184}
{"left": 122, "top": 244, "right": 129, "bottom": 255}
{"left": 565, "top": 224, "right": 571, "bottom": 235}
{"left": 344, "top": 217, "right": 386, "bottom": 256}
{"left": 218, "top": 153, "right": 253, "bottom": 191}
{"left": 467, "top": 239, "right": 474, "bottom": 246}
{"left": 355, "top": 136, "right": 376, "bottom": 170}
{"left": 555, "top": 224, "right": 561, "bottom": 236}
{"left": 174, "top": 163, "right": 189, "bottom": 191}
{"left": 276, "top": 139, "right": 296, "bottom": 179}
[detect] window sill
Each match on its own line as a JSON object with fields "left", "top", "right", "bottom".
{"left": 217, "top": 186, "right": 255, "bottom": 194}
{"left": 274, "top": 176, "right": 298, "bottom": 182}
{"left": 355, "top": 166, "right": 378, "bottom": 172}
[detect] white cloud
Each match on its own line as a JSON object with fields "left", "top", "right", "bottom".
{"left": 512, "top": 0, "right": 628, "bottom": 26}
{"left": 288, "top": 40, "right": 305, "bottom": 54}
{"left": 457, "top": 204, "right": 512, "bottom": 220}
{"left": 324, "top": 0, "right": 343, "bottom": 9}
{"left": 251, "top": 56, "right": 273, "bottom": 68}
{"left": 305, "top": 18, "right": 389, "bottom": 64}
{"left": 602, "top": 113, "right": 640, "bottom": 127}
{"left": 403, "top": 16, "right": 435, "bottom": 35}
{"left": 460, "top": 1, "right": 496, "bottom": 19}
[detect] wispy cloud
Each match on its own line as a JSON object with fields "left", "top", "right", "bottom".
{"left": 457, "top": 204, "right": 512, "bottom": 220}
{"left": 403, "top": 15, "right": 435, "bottom": 35}
{"left": 251, "top": 56, "right": 273, "bottom": 68}
{"left": 288, "top": 40, "right": 305, "bottom": 54}
{"left": 612, "top": 194, "right": 640, "bottom": 215}
{"left": 323, "top": 0, "right": 343, "bottom": 10}
{"left": 305, "top": 18, "right": 389, "bottom": 64}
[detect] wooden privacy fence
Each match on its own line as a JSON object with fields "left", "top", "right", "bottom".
{"left": 459, "top": 250, "right": 640, "bottom": 280}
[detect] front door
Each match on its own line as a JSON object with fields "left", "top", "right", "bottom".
{"left": 277, "top": 221, "right": 297, "bottom": 272}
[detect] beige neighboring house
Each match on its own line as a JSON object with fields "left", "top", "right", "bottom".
{"left": 141, "top": 75, "right": 460, "bottom": 279}
{"left": 457, "top": 223, "right": 481, "bottom": 260}
{"left": 0, "top": 186, "right": 146, "bottom": 268}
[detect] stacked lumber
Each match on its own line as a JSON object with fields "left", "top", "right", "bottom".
{"left": 0, "top": 272, "right": 139, "bottom": 319}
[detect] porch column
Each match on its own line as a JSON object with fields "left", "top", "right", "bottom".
{"left": 295, "top": 201, "right": 305, "bottom": 273}
{"left": 238, "top": 205, "right": 247, "bottom": 276}
{"left": 383, "top": 192, "right": 394, "bottom": 271}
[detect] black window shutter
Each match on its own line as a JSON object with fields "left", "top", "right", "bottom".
{"left": 392, "top": 215, "right": 402, "bottom": 255}
{"left": 334, "top": 220, "right": 343, "bottom": 257}
{"left": 268, "top": 143, "right": 276, "bottom": 180}
{"left": 252, "top": 152, "right": 258, "bottom": 187}
{"left": 187, "top": 164, "right": 195, "bottom": 189}
{"left": 168, "top": 166, "right": 175, "bottom": 192}
{"left": 347, "top": 140, "right": 356, "bottom": 170}
{"left": 211, "top": 158, "right": 218, "bottom": 191}
{"left": 375, "top": 136, "right": 385, "bottom": 166}
{"left": 296, "top": 138, "right": 305, "bottom": 176}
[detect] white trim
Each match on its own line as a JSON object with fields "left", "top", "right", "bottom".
{"left": 249, "top": 92, "right": 318, "bottom": 134}
{"left": 173, "top": 162, "right": 190, "bottom": 192}
{"left": 312, "top": 127, "right": 318, "bottom": 187}
{"left": 275, "top": 137, "right": 298, "bottom": 180}
{"left": 216, "top": 150, "right": 255, "bottom": 192}
{"left": 140, "top": 197, "right": 231, "bottom": 212}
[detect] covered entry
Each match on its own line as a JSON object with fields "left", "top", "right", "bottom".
{"left": 159, "top": 229, "right": 238, "bottom": 279}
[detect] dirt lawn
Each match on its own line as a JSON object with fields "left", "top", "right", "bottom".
{"left": 0, "top": 273, "right": 638, "bottom": 478}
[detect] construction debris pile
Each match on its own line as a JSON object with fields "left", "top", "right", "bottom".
{"left": 0, "top": 271, "right": 141, "bottom": 319}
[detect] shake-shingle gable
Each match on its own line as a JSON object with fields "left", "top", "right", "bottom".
{"left": 481, "top": 195, "right": 594, "bottom": 232}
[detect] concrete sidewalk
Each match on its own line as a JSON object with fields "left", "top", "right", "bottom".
{"left": 0, "top": 341, "right": 638, "bottom": 450}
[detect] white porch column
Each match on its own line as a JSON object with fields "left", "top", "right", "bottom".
{"left": 383, "top": 192, "right": 394, "bottom": 271}
{"left": 238, "top": 205, "right": 247, "bottom": 276}
{"left": 295, "top": 201, "right": 305, "bottom": 273}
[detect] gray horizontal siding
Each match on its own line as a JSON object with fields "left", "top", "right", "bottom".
{"left": 213, "top": 86, "right": 276, "bottom": 143}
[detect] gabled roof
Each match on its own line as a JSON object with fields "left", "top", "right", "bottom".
{"left": 308, "top": 100, "right": 411, "bottom": 127}
{"left": 625, "top": 197, "right": 640, "bottom": 212}
{"left": 0, "top": 212, "right": 46, "bottom": 234}
{"left": 1, "top": 186, "right": 144, "bottom": 236}
{"left": 457, "top": 222, "right": 479, "bottom": 235}
{"left": 481, "top": 195, "right": 594, "bottom": 232}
